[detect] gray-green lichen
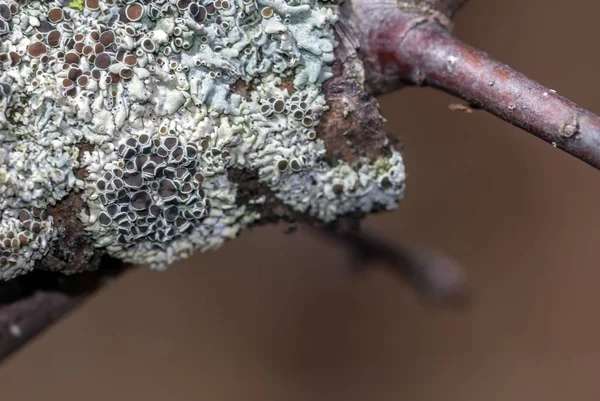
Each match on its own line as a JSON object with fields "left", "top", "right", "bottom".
{"left": 0, "top": 0, "right": 406, "bottom": 277}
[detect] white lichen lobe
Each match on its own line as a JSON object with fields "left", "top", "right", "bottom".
{"left": 0, "top": 0, "right": 405, "bottom": 275}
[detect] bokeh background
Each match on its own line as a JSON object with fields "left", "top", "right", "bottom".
{"left": 4, "top": 0, "right": 600, "bottom": 399}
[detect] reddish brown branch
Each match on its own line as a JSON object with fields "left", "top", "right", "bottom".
{"left": 375, "top": 14, "right": 600, "bottom": 170}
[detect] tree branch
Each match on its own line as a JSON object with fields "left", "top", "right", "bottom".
{"left": 316, "top": 225, "right": 465, "bottom": 301}
{"left": 0, "top": 259, "right": 126, "bottom": 361}
{"left": 374, "top": 12, "right": 600, "bottom": 170}
{"left": 9, "top": 0, "right": 592, "bottom": 363}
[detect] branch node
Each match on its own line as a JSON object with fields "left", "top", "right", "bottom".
{"left": 561, "top": 116, "right": 580, "bottom": 138}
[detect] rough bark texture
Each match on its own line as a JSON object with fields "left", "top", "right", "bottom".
{"left": 318, "top": 5, "right": 391, "bottom": 163}
{"left": 38, "top": 193, "right": 101, "bottom": 275}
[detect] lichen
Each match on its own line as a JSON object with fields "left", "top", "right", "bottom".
{"left": 0, "top": 0, "right": 406, "bottom": 276}
{"left": 69, "top": 0, "right": 84, "bottom": 12}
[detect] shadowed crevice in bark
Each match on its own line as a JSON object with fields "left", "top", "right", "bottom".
{"left": 227, "top": 168, "right": 296, "bottom": 227}
{"left": 38, "top": 192, "right": 103, "bottom": 275}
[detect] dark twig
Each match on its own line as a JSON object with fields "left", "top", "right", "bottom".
{"left": 374, "top": 13, "right": 600, "bottom": 170}
{"left": 0, "top": 259, "right": 127, "bottom": 362}
{"left": 317, "top": 226, "right": 465, "bottom": 300}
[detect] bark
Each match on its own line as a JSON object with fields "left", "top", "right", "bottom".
{"left": 356, "top": 0, "right": 600, "bottom": 170}
{"left": 390, "top": 23, "right": 600, "bottom": 169}
{"left": 399, "top": 0, "right": 468, "bottom": 18}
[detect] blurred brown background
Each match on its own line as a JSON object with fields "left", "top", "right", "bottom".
{"left": 4, "top": 0, "right": 600, "bottom": 399}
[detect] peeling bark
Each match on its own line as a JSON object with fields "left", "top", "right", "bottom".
{"left": 317, "top": 4, "right": 391, "bottom": 163}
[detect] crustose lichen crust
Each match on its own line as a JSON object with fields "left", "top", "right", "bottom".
{"left": 0, "top": 0, "right": 406, "bottom": 277}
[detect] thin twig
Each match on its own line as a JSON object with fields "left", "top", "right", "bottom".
{"left": 316, "top": 226, "right": 465, "bottom": 300}
{"left": 375, "top": 14, "right": 600, "bottom": 170}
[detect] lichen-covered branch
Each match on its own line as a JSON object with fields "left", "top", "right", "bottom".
{"left": 0, "top": 0, "right": 405, "bottom": 279}
{"left": 13, "top": 0, "right": 600, "bottom": 363}
{"left": 0, "top": 0, "right": 409, "bottom": 362}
